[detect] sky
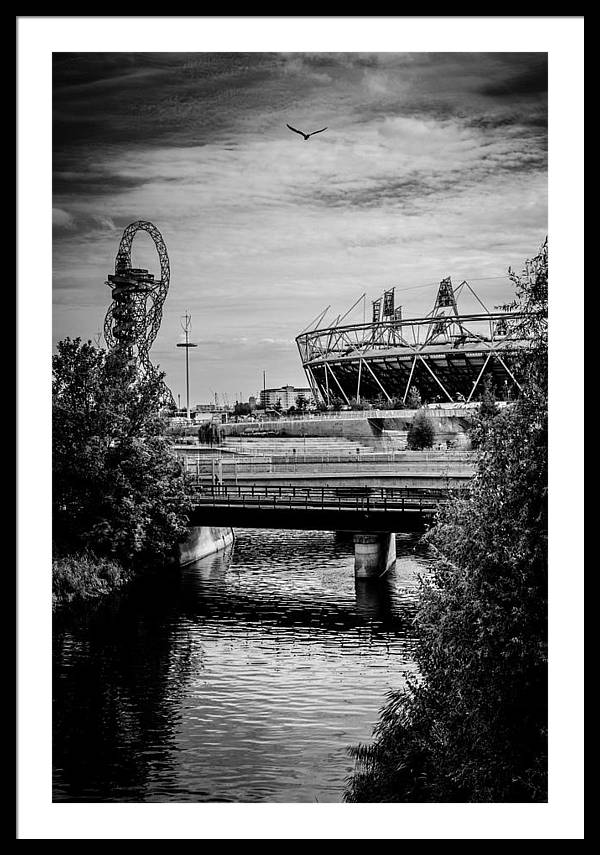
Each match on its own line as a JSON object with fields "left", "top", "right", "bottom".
{"left": 52, "top": 52, "right": 548, "bottom": 405}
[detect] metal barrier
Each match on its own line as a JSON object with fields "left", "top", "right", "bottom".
{"left": 190, "top": 482, "right": 459, "bottom": 510}
{"left": 176, "top": 449, "right": 476, "bottom": 464}
{"left": 177, "top": 452, "right": 476, "bottom": 482}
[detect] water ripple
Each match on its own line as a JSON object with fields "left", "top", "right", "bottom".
{"left": 53, "top": 528, "right": 432, "bottom": 802}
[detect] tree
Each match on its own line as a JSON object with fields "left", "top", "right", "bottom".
{"left": 53, "top": 338, "right": 193, "bottom": 567}
{"left": 478, "top": 374, "right": 499, "bottom": 420}
{"left": 371, "top": 395, "right": 390, "bottom": 410}
{"left": 234, "top": 401, "right": 251, "bottom": 417}
{"left": 468, "top": 375, "right": 500, "bottom": 450}
{"left": 346, "top": 397, "right": 369, "bottom": 411}
{"left": 406, "top": 385, "right": 422, "bottom": 409}
{"left": 325, "top": 395, "right": 344, "bottom": 410}
{"left": 407, "top": 411, "right": 435, "bottom": 449}
{"left": 198, "top": 421, "right": 221, "bottom": 446}
{"left": 346, "top": 239, "right": 548, "bottom": 803}
{"left": 295, "top": 393, "right": 309, "bottom": 413}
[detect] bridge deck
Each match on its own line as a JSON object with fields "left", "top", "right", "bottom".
{"left": 189, "top": 485, "right": 447, "bottom": 532}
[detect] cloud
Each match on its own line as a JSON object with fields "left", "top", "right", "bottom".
{"left": 54, "top": 169, "right": 148, "bottom": 197}
{"left": 479, "top": 57, "right": 548, "bottom": 97}
{"left": 52, "top": 207, "right": 75, "bottom": 230}
{"left": 52, "top": 209, "right": 120, "bottom": 241}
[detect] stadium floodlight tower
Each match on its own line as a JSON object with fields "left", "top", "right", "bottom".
{"left": 104, "top": 220, "right": 173, "bottom": 404}
{"left": 176, "top": 311, "right": 197, "bottom": 420}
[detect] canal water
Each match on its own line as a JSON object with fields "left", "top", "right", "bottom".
{"left": 53, "top": 528, "right": 433, "bottom": 803}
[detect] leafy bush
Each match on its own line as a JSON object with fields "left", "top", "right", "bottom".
{"left": 52, "top": 551, "right": 133, "bottom": 609}
{"left": 406, "top": 386, "right": 422, "bottom": 409}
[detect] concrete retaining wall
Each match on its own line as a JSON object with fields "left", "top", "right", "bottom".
{"left": 221, "top": 410, "right": 474, "bottom": 449}
{"left": 177, "top": 525, "right": 235, "bottom": 566}
{"left": 223, "top": 417, "right": 381, "bottom": 442}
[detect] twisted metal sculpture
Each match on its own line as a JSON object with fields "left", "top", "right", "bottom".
{"left": 103, "top": 220, "right": 174, "bottom": 404}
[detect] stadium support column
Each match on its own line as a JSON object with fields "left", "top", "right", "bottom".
{"left": 353, "top": 532, "right": 396, "bottom": 579}
{"left": 305, "top": 365, "right": 321, "bottom": 407}
{"left": 362, "top": 359, "right": 393, "bottom": 405}
{"left": 325, "top": 362, "right": 351, "bottom": 405}
{"left": 494, "top": 355, "right": 523, "bottom": 395}
{"left": 466, "top": 352, "right": 492, "bottom": 403}
{"left": 417, "top": 354, "right": 454, "bottom": 403}
{"left": 403, "top": 355, "right": 418, "bottom": 404}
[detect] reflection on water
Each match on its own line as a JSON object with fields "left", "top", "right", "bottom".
{"left": 53, "top": 528, "right": 432, "bottom": 802}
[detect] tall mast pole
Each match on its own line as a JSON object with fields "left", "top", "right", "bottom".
{"left": 185, "top": 323, "right": 190, "bottom": 418}
{"left": 176, "top": 311, "right": 197, "bottom": 420}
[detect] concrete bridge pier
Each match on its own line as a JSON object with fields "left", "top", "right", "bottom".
{"left": 353, "top": 532, "right": 396, "bottom": 579}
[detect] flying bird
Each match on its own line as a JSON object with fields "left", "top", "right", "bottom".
{"left": 286, "top": 123, "right": 328, "bottom": 141}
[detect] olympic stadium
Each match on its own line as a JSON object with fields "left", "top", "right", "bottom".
{"left": 296, "top": 275, "right": 535, "bottom": 406}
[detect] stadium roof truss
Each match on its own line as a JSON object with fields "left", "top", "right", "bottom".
{"left": 296, "top": 279, "right": 535, "bottom": 405}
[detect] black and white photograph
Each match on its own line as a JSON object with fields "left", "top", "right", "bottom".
{"left": 17, "top": 16, "right": 583, "bottom": 839}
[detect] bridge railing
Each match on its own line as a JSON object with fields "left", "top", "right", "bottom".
{"left": 190, "top": 483, "right": 463, "bottom": 511}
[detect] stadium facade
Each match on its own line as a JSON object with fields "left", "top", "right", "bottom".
{"left": 296, "top": 277, "right": 533, "bottom": 406}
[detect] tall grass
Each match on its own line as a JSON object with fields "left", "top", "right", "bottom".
{"left": 52, "top": 551, "right": 133, "bottom": 610}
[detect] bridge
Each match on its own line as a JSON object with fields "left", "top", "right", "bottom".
{"left": 187, "top": 483, "right": 458, "bottom": 579}
{"left": 188, "top": 484, "right": 444, "bottom": 531}
{"left": 175, "top": 438, "right": 473, "bottom": 579}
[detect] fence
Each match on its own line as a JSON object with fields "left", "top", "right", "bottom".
{"left": 178, "top": 454, "right": 476, "bottom": 480}
{"left": 176, "top": 448, "right": 477, "bottom": 465}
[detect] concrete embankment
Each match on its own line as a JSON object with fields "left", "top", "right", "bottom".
{"left": 221, "top": 409, "right": 475, "bottom": 449}
{"left": 178, "top": 525, "right": 235, "bottom": 566}
{"left": 224, "top": 416, "right": 384, "bottom": 442}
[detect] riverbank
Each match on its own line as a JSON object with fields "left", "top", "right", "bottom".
{"left": 53, "top": 526, "right": 236, "bottom": 610}
{"left": 52, "top": 551, "right": 134, "bottom": 610}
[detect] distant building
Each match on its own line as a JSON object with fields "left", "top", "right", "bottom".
{"left": 248, "top": 396, "right": 257, "bottom": 411}
{"left": 194, "top": 403, "right": 217, "bottom": 413}
{"left": 259, "top": 385, "right": 314, "bottom": 411}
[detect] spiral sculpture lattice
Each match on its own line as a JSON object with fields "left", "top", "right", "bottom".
{"left": 103, "top": 220, "right": 174, "bottom": 404}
